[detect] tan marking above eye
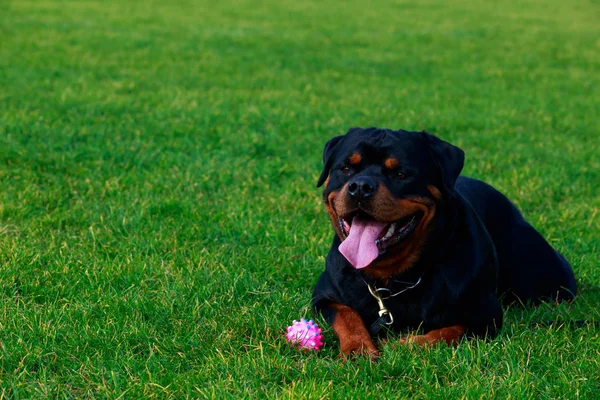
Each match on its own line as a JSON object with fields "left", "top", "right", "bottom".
{"left": 384, "top": 158, "right": 399, "bottom": 169}
{"left": 348, "top": 153, "right": 362, "bottom": 165}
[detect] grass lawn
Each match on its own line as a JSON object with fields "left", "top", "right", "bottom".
{"left": 1, "top": 0, "right": 599, "bottom": 397}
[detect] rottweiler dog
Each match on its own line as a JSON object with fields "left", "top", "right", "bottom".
{"left": 312, "top": 127, "right": 576, "bottom": 358}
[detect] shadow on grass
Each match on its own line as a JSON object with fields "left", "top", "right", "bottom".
{"left": 503, "top": 278, "right": 600, "bottom": 330}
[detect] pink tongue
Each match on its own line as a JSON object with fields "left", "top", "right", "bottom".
{"left": 338, "top": 216, "right": 388, "bottom": 269}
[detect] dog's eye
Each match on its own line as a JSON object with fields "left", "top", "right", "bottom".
{"left": 394, "top": 170, "right": 407, "bottom": 180}
{"left": 340, "top": 166, "right": 351, "bottom": 174}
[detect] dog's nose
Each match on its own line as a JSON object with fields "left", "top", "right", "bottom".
{"left": 347, "top": 176, "right": 377, "bottom": 200}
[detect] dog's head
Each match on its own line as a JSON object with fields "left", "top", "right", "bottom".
{"left": 317, "top": 127, "right": 464, "bottom": 278}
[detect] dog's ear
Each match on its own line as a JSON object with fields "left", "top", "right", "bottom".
{"left": 316, "top": 135, "right": 344, "bottom": 188}
{"left": 420, "top": 131, "right": 464, "bottom": 193}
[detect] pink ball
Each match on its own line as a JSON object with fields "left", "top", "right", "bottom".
{"left": 286, "top": 318, "right": 323, "bottom": 351}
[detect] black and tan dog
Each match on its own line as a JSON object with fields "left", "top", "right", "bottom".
{"left": 312, "top": 127, "right": 576, "bottom": 358}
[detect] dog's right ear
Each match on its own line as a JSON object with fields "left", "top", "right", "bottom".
{"left": 316, "top": 135, "right": 344, "bottom": 188}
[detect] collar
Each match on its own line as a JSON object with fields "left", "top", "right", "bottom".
{"left": 361, "top": 272, "right": 423, "bottom": 336}
{"left": 360, "top": 267, "right": 424, "bottom": 294}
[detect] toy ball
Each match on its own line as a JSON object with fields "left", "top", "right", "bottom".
{"left": 286, "top": 318, "right": 323, "bottom": 351}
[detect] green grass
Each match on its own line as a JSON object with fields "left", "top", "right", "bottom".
{"left": 1, "top": 0, "right": 599, "bottom": 397}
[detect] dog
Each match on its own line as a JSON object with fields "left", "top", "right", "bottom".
{"left": 312, "top": 127, "right": 576, "bottom": 359}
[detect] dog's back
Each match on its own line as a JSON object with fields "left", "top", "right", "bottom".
{"left": 456, "top": 176, "right": 576, "bottom": 304}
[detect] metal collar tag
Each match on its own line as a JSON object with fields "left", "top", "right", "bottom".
{"left": 364, "top": 276, "right": 422, "bottom": 336}
{"left": 367, "top": 283, "right": 394, "bottom": 326}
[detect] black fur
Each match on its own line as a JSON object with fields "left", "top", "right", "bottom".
{"left": 312, "top": 127, "right": 576, "bottom": 340}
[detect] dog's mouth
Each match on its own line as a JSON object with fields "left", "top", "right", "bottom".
{"left": 336, "top": 211, "right": 423, "bottom": 269}
{"left": 338, "top": 212, "right": 421, "bottom": 249}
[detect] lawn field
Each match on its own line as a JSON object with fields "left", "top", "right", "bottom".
{"left": 1, "top": 0, "right": 599, "bottom": 398}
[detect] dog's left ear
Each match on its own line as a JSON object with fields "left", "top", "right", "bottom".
{"left": 317, "top": 135, "right": 344, "bottom": 188}
{"left": 420, "top": 131, "right": 465, "bottom": 193}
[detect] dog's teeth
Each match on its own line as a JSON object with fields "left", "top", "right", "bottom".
{"left": 343, "top": 220, "right": 351, "bottom": 232}
{"left": 384, "top": 223, "right": 396, "bottom": 238}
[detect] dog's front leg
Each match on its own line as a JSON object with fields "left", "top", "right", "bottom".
{"left": 400, "top": 325, "right": 466, "bottom": 347}
{"left": 329, "top": 303, "right": 379, "bottom": 359}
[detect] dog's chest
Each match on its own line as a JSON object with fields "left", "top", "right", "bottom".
{"left": 353, "top": 278, "right": 452, "bottom": 332}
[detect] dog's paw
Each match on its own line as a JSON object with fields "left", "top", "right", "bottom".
{"left": 339, "top": 340, "right": 379, "bottom": 361}
{"left": 399, "top": 334, "right": 435, "bottom": 347}
{"left": 399, "top": 326, "right": 465, "bottom": 347}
